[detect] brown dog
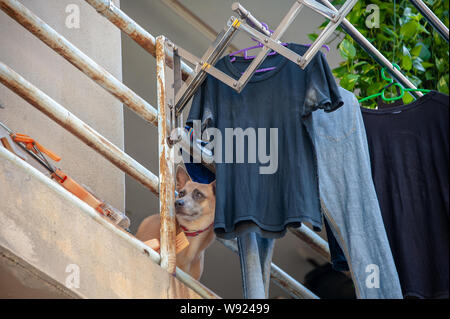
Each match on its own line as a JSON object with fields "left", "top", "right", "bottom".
{"left": 136, "top": 166, "right": 216, "bottom": 280}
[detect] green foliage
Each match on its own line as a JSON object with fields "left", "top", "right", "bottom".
{"left": 311, "top": 0, "right": 449, "bottom": 108}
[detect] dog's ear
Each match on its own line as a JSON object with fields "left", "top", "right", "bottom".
{"left": 176, "top": 166, "right": 191, "bottom": 190}
{"left": 210, "top": 180, "right": 216, "bottom": 195}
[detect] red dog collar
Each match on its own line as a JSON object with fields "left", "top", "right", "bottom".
{"left": 180, "top": 222, "right": 214, "bottom": 237}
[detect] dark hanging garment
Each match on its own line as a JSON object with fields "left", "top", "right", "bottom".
{"left": 186, "top": 43, "right": 343, "bottom": 239}
{"left": 361, "top": 91, "right": 449, "bottom": 299}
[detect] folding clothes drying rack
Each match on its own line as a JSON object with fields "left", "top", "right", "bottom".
{"left": 0, "top": 0, "right": 448, "bottom": 299}
{"left": 171, "top": 0, "right": 358, "bottom": 114}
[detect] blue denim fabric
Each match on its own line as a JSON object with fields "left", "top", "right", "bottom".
{"left": 323, "top": 218, "right": 349, "bottom": 272}
{"left": 304, "top": 87, "right": 403, "bottom": 299}
{"left": 237, "top": 233, "right": 275, "bottom": 299}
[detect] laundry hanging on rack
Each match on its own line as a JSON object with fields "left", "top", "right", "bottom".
{"left": 303, "top": 87, "right": 403, "bottom": 299}
{"left": 185, "top": 43, "right": 342, "bottom": 299}
{"left": 360, "top": 91, "right": 449, "bottom": 299}
{"left": 186, "top": 43, "right": 343, "bottom": 240}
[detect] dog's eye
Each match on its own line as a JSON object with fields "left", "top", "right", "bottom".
{"left": 193, "top": 189, "right": 204, "bottom": 200}
{"left": 178, "top": 190, "right": 186, "bottom": 198}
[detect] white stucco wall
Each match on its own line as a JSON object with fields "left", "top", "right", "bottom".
{"left": 0, "top": 0, "right": 125, "bottom": 211}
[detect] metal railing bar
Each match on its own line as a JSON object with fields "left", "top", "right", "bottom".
{"left": 289, "top": 226, "right": 331, "bottom": 261}
{"left": 156, "top": 36, "right": 177, "bottom": 274}
{"left": 270, "top": 263, "right": 320, "bottom": 299}
{"left": 85, "top": 0, "right": 194, "bottom": 80}
{"left": 0, "top": 61, "right": 159, "bottom": 195}
{"left": 0, "top": 0, "right": 158, "bottom": 126}
{"left": 217, "top": 238, "right": 320, "bottom": 299}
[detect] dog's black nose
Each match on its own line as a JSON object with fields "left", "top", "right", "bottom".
{"left": 175, "top": 199, "right": 185, "bottom": 207}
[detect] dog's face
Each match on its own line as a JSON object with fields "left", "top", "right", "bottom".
{"left": 175, "top": 166, "right": 215, "bottom": 228}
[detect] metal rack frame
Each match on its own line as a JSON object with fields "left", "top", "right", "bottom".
{"left": 173, "top": 0, "right": 358, "bottom": 114}
{"left": 409, "top": 0, "right": 449, "bottom": 43}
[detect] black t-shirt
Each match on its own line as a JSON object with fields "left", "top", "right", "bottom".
{"left": 187, "top": 43, "right": 343, "bottom": 239}
{"left": 361, "top": 91, "right": 449, "bottom": 298}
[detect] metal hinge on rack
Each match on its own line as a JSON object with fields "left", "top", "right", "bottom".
{"left": 162, "top": 0, "right": 357, "bottom": 124}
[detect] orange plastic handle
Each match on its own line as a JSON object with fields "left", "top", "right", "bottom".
{"left": 143, "top": 232, "right": 189, "bottom": 254}
{"left": 51, "top": 169, "right": 104, "bottom": 213}
{"left": 12, "top": 133, "right": 61, "bottom": 162}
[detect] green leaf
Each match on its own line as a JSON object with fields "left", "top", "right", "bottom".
{"left": 402, "top": 56, "right": 412, "bottom": 71}
{"left": 410, "top": 44, "right": 423, "bottom": 57}
{"left": 339, "top": 39, "right": 356, "bottom": 58}
{"left": 417, "top": 24, "right": 431, "bottom": 34}
{"left": 410, "top": 13, "right": 424, "bottom": 23}
{"left": 338, "top": 39, "right": 357, "bottom": 60}
{"left": 308, "top": 33, "right": 318, "bottom": 42}
{"left": 413, "top": 58, "right": 426, "bottom": 72}
{"left": 425, "top": 70, "right": 435, "bottom": 81}
{"left": 359, "top": 76, "right": 373, "bottom": 87}
{"left": 400, "top": 20, "right": 418, "bottom": 37}
{"left": 340, "top": 73, "right": 360, "bottom": 91}
{"left": 382, "top": 26, "right": 398, "bottom": 38}
{"left": 421, "top": 62, "right": 434, "bottom": 68}
{"left": 418, "top": 43, "right": 432, "bottom": 60}
{"left": 376, "top": 33, "right": 393, "bottom": 43}
{"left": 332, "top": 65, "right": 348, "bottom": 78}
{"left": 319, "top": 21, "right": 328, "bottom": 29}
{"left": 402, "top": 94, "right": 415, "bottom": 104}
{"left": 352, "top": 61, "right": 368, "bottom": 69}
{"left": 437, "top": 75, "right": 449, "bottom": 94}
{"left": 367, "top": 82, "right": 384, "bottom": 96}
{"left": 361, "top": 63, "right": 376, "bottom": 75}
{"left": 435, "top": 57, "right": 446, "bottom": 73}
{"left": 401, "top": 46, "right": 412, "bottom": 71}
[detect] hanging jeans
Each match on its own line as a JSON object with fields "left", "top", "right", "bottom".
{"left": 237, "top": 232, "right": 275, "bottom": 299}
{"left": 304, "top": 87, "right": 403, "bottom": 299}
